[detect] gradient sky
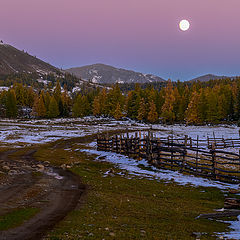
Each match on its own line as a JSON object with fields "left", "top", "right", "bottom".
{"left": 1, "top": 0, "right": 240, "bottom": 81}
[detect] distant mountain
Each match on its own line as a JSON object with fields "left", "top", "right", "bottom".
{"left": 0, "top": 41, "right": 59, "bottom": 75}
{"left": 66, "top": 64, "right": 166, "bottom": 84}
{"left": 188, "top": 74, "right": 230, "bottom": 82}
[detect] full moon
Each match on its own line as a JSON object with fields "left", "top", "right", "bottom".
{"left": 179, "top": 19, "right": 190, "bottom": 31}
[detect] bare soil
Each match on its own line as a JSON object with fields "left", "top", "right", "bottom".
{"left": 0, "top": 148, "right": 87, "bottom": 240}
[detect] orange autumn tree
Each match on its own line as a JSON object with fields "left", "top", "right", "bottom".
{"left": 161, "top": 80, "right": 175, "bottom": 123}
{"left": 137, "top": 98, "right": 147, "bottom": 121}
{"left": 114, "top": 102, "right": 123, "bottom": 120}
{"left": 147, "top": 100, "right": 158, "bottom": 123}
{"left": 185, "top": 91, "right": 200, "bottom": 125}
{"left": 93, "top": 96, "right": 101, "bottom": 116}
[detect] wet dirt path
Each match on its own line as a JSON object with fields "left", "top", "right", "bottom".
{"left": 0, "top": 148, "right": 87, "bottom": 240}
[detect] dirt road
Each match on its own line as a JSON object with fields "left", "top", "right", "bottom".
{"left": 0, "top": 149, "right": 86, "bottom": 240}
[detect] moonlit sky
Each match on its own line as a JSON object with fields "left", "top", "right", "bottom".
{"left": 1, "top": 0, "right": 240, "bottom": 81}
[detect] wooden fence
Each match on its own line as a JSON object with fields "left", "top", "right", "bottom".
{"left": 97, "top": 132, "right": 240, "bottom": 184}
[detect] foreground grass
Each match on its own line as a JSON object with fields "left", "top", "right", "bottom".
{"left": 0, "top": 208, "right": 39, "bottom": 231}
{"left": 33, "top": 139, "right": 231, "bottom": 240}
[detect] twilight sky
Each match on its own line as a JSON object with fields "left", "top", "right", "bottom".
{"left": 1, "top": 0, "right": 240, "bottom": 81}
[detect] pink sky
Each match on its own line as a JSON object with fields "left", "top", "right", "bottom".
{"left": 1, "top": 0, "right": 240, "bottom": 80}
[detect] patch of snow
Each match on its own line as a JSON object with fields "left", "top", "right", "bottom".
{"left": 217, "top": 215, "right": 240, "bottom": 239}
{"left": 80, "top": 149, "right": 239, "bottom": 190}
{"left": 0, "top": 118, "right": 138, "bottom": 147}
{"left": 91, "top": 75, "right": 102, "bottom": 83}
{"left": 89, "top": 69, "right": 98, "bottom": 75}
{"left": 116, "top": 78, "right": 124, "bottom": 84}
{"left": 0, "top": 86, "right": 9, "bottom": 92}
{"left": 72, "top": 86, "right": 81, "bottom": 93}
{"left": 37, "top": 79, "right": 50, "bottom": 85}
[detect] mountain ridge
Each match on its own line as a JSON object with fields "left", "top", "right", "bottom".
{"left": 0, "top": 42, "right": 236, "bottom": 84}
{"left": 0, "top": 42, "right": 60, "bottom": 75}
{"left": 188, "top": 74, "right": 231, "bottom": 82}
{"left": 66, "top": 63, "right": 166, "bottom": 84}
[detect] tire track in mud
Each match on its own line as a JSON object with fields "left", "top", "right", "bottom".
{"left": 0, "top": 149, "right": 87, "bottom": 240}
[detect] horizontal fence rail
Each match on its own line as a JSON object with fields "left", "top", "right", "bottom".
{"left": 97, "top": 131, "right": 240, "bottom": 184}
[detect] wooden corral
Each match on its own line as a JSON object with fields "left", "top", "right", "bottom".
{"left": 97, "top": 131, "right": 240, "bottom": 184}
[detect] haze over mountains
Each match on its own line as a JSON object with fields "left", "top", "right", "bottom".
{"left": 0, "top": 42, "right": 235, "bottom": 84}
{"left": 66, "top": 64, "right": 234, "bottom": 84}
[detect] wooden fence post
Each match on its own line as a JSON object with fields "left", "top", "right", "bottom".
{"left": 213, "top": 132, "right": 216, "bottom": 147}
{"left": 222, "top": 137, "right": 226, "bottom": 148}
{"left": 157, "top": 138, "right": 161, "bottom": 167}
{"left": 211, "top": 143, "right": 216, "bottom": 179}
{"left": 184, "top": 135, "right": 188, "bottom": 148}
{"left": 239, "top": 150, "right": 240, "bottom": 172}
{"left": 119, "top": 134, "right": 122, "bottom": 153}
{"left": 134, "top": 132, "right": 138, "bottom": 158}
{"left": 181, "top": 150, "right": 186, "bottom": 172}
{"left": 95, "top": 132, "right": 240, "bottom": 183}
{"left": 196, "top": 135, "right": 199, "bottom": 171}
{"left": 116, "top": 135, "right": 119, "bottom": 153}
{"left": 190, "top": 137, "right": 192, "bottom": 148}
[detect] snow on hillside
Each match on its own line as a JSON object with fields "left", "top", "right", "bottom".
{"left": 0, "top": 86, "right": 9, "bottom": 92}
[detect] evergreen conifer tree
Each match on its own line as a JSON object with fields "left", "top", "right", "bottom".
{"left": 6, "top": 90, "right": 17, "bottom": 118}
{"left": 48, "top": 96, "right": 59, "bottom": 118}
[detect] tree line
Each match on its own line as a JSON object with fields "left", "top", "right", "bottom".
{"left": 1, "top": 77, "right": 240, "bottom": 125}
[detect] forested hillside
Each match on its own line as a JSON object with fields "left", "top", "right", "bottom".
{"left": 1, "top": 76, "right": 240, "bottom": 125}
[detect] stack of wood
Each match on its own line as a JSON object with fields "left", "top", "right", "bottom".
{"left": 224, "top": 198, "right": 240, "bottom": 209}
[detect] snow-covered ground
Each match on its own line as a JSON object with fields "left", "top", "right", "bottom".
{"left": 0, "top": 117, "right": 240, "bottom": 238}
{"left": 0, "top": 117, "right": 239, "bottom": 147}
{"left": 0, "top": 117, "right": 138, "bottom": 146}
{"left": 153, "top": 124, "right": 240, "bottom": 140}
{"left": 217, "top": 215, "right": 240, "bottom": 240}
{"left": 81, "top": 148, "right": 239, "bottom": 190}
{"left": 0, "top": 86, "right": 9, "bottom": 92}
{"left": 81, "top": 143, "right": 240, "bottom": 240}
